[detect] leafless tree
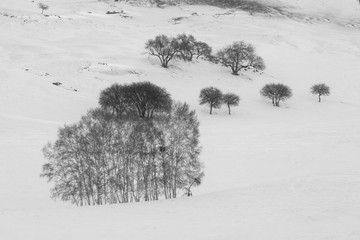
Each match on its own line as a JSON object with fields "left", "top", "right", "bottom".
{"left": 38, "top": 3, "right": 49, "bottom": 15}
{"left": 216, "top": 41, "right": 265, "bottom": 75}
{"left": 123, "top": 82, "right": 172, "bottom": 118}
{"left": 145, "top": 35, "right": 179, "bottom": 68}
{"left": 99, "top": 84, "right": 129, "bottom": 116}
{"left": 199, "top": 87, "right": 223, "bottom": 114}
{"left": 310, "top": 83, "right": 330, "bottom": 102}
{"left": 222, "top": 93, "right": 240, "bottom": 114}
{"left": 174, "top": 33, "right": 212, "bottom": 61}
{"left": 260, "top": 83, "right": 292, "bottom": 107}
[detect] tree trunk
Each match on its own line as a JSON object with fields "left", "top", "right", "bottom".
{"left": 189, "top": 53, "right": 194, "bottom": 61}
{"left": 210, "top": 105, "right": 213, "bottom": 114}
{"left": 228, "top": 104, "right": 231, "bottom": 115}
{"left": 318, "top": 94, "right": 321, "bottom": 102}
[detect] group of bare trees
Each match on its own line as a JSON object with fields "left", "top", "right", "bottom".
{"left": 198, "top": 83, "right": 330, "bottom": 112}
{"left": 41, "top": 83, "right": 203, "bottom": 206}
{"left": 260, "top": 83, "right": 330, "bottom": 107}
{"left": 199, "top": 87, "right": 240, "bottom": 114}
{"left": 146, "top": 35, "right": 265, "bottom": 75}
{"left": 145, "top": 34, "right": 212, "bottom": 68}
{"left": 99, "top": 81, "right": 172, "bottom": 118}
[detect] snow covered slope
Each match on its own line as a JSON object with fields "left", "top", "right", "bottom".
{"left": 257, "top": 0, "right": 360, "bottom": 18}
{"left": 1, "top": 0, "right": 360, "bottom": 239}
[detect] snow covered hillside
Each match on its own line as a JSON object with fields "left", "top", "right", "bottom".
{"left": 1, "top": 0, "right": 360, "bottom": 239}
{"left": 253, "top": 0, "right": 360, "bottom": 19}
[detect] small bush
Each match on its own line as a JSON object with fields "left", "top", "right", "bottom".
{"left": 199, "top": 87, "right": 223, "bottom": 114}
{"left": 310, "top": 83, "right": 330, "bottom": 102}
{"left": 260, "top": 83, "right": 292, "bottom": 107}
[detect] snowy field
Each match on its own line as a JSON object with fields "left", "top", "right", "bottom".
{"left": 1, "top": 0, "right": 360, "bottom": 239}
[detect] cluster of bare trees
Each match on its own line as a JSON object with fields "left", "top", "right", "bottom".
{"left": 146, "top": 35, "right": 265, "bottom": 76}
{"left": 198, "top": 83, "right": 330, "bottom": 112}
{"left": 41, "top": 83, "right": 203, "bottom": 206}
{"left": 199, "top": 87, "right": 240, "bottom": 114}
{"left": 99, "top": 81, "right": 172, "bottom": 118}
{"left": 260, "top": 83, "right": 330, "bottom": 107}
{"left": 145, "top": 34, "right": 212, "bottom": 68}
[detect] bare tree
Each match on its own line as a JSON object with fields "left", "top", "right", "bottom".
{"left": 156, "top": 102, "right": 203, "bottom": 198}
{"left": 310, "top": 83, "right": 330, "bottom": 102}
{"left": 99, "top": 84, "right": 129, "bottom": 116}
{"left": 38, "top": 3, "right": 49, "bottom": 15}
{"left": 99, "top": 82, "right": 172, "bottom": 118}
{"left": 260, "top": 83, "right": 277, "bottom": 106}
{"left": 194, "top": 41, "right": 212, "bottom": 60}
{"left": 216, "top": 41, "right": 265, "bottom": 75}
{"left": 184, "top": 175, "right": 204, "bottom": 197}
{"left": 145, "top": 35, "right": 179, "bottom": 68}
{"left": 175, "top": 33, "right": 196, "bottom": 61}
{"left": 222, "top": 93, "right": 240, "bottom": 115}
{"left": 260, "top": 83, "right": 292, "bottom": 107}
{"left": 123, "top": 82, "right": 172, "bottom": 118}
{"left": 199, "top": 87, "right": 223, "bottom": 114}
{"left": 174, "top": 33, "right": 212, "bottom": 61}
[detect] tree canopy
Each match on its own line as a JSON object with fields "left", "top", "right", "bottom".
{"left": 216, "top": 41, "right": 265, "bottom": 75}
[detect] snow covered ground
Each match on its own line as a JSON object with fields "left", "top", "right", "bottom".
{"left": 0, "top": 0, "right": 360, "bottom": 239}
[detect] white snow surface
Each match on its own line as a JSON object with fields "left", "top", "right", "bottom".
{"left": 1, "top": 0, "right": 360, "bottom": 239}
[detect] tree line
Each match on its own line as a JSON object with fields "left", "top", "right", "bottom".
{"left": 199, "top": 83, "right": 330, "bottom": 114}
{"left": 145, "top": 34, "right": 265, "bottom": 75}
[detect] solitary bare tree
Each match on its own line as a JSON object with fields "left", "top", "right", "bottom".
{"left": 216, "top": 41, "right": 265, "bottom": 75}
{"left": 38, "top": 3, "right": 49, "bottom": 15}
{"left": 260, "top": 83, "right": 292, "bottom": 107}
{"left": 145, "top": 35, "right": 179, "bottom": 68}
{"left": 310, "top": 83, "right": 330, "bottom": 102}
